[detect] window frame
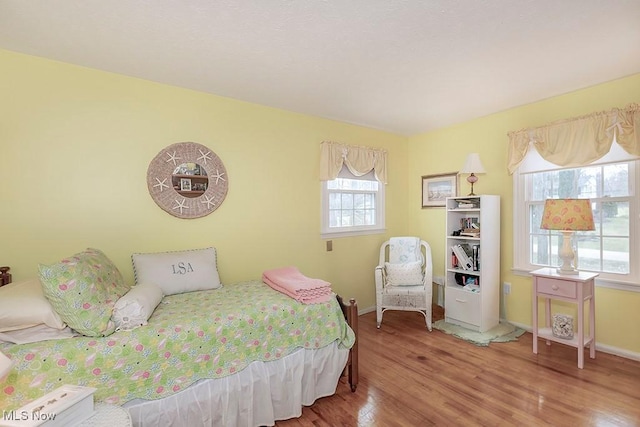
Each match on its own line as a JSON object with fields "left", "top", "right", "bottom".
{"left": 513, "top": 157, "right": 640, "bottom": 293}
{"left": 320, "top": 168, "right": 386, "bottom": 238}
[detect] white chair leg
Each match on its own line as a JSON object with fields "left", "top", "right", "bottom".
{"left": 376, "top": 306, "right": 383, "bottom": 328}
{"left": 418, "top": 310, "right": 431, "bottom": 331}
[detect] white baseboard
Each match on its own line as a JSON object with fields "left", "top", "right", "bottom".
{"left": 358, "top": 305, "right": 376, "bottom": 315}
{"left": 506, "top": 319, "right": 640, "bottom": 362}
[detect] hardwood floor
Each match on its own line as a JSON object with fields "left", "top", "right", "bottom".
{"left": 276, "top": 307, "right": 640, "bottom": 426}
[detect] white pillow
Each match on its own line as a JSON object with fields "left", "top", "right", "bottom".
{"left": 0, "top": 278, "right": 66, "bottom": 332}
{"left": 132, "top": 247, "right": 222, "bottom": 295}
{"left": 0, "top": 324, "right": 77, "bottom": 344}
{"left": 385, "top": 261, "right": 424, "bottom": 286}
{"left": 112, "top": 283, "right": 164, "bottom": 331}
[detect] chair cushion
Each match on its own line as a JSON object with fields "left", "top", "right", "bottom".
{"left": 385, "top": 261, "right": 424, "bottom": 286}
{"left": 383, "top": 284, "right": 426, "bottom": 295}
{"left": 389, "top": 237, "right": 422, "bottom": 263}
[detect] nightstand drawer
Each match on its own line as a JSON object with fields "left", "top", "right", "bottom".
{"left": 536, "top": 277, "right": 576, "bottom": 298}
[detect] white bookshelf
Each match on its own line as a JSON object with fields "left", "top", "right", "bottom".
{"left": 444, "top": 195, "right": 500, "bottom": 332}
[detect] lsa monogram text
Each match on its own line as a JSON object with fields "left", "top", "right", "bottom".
{"left": 172, "top": 262, "right": 194, "bottom": 275}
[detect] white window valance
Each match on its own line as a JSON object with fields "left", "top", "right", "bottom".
{"left": 320, "top": 141, "right": 388, "bottom": 184}
{"left": 507, "top": 103, "right": 640, "bottom": 174}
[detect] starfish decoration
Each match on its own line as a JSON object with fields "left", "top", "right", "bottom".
{"left": 165, "top": 151, "right": 181, "bottom": 166}
{"left": 197, "top": 149, "right": 212, "bottom": 165}
{"left": 211, "top": 169, "right": 226, "bottom": 185}
{"left": 201, "top": 195, "right": 216, "bottom": 209}
{"left": 153, "top": 177, "right": 169, "bottom": 192}
{"left": 172, "top": 198, "right": 189, "bottom": 215}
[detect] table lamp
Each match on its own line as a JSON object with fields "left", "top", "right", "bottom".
{"left": 460, "top": 153, "right": 486, "bottom": 196}
{"left": 540, "top": 199, "right": 595, "bottom": 275}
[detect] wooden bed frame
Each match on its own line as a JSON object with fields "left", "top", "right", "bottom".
{"left": 337, "top": 294, "right": 359, "bottom": 392}
{"left": 0, "top": 266, "right": 11, "bottom": 287}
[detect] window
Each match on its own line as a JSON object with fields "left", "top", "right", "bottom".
{"left": 321, "top": 168, "right": 385, "bottom": 238}
{"left": 513, "top": 144, "right": 640, "bottom": 291}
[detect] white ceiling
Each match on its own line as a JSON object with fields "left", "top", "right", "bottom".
{"left": 1, "top": 1, "right": 639, "bottom": 136}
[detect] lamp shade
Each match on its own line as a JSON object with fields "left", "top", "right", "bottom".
{"left": 460, "top": 153, "right": 486, "bottom": 174}
{"left": 540, "top": 199, "right": 595, "bottom": 231}
{"left": 0, "top": 350, "right": 14, "bottom": 381}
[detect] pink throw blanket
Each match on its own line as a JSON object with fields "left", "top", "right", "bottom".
{"left": 262, "top": 266, "right": 332, "bottom": 304}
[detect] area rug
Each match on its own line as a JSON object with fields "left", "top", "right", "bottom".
{"left": 433, "top": 320, "right": 526, "bottom": 346}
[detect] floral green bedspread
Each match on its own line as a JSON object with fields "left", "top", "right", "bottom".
{"left": 0, "top": 281, "right": 355, "bottom": 410}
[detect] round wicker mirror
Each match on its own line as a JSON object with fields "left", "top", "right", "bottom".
{"left": 147, "top": 142, "right": 228, "bottom": 219}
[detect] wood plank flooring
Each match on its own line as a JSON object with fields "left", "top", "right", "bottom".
{"left": 276, "top": 306, "right": 640, "bottom": 426}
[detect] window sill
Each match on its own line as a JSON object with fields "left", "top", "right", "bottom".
{"left": 321, "top": 228, "right": 386, "bottom": 239}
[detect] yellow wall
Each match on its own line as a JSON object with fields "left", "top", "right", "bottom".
{"left": 407, "top": 73, "right": 640, "bottom": 354}
{"left": 1, "top": 48, "right": 639, "bottom": 356}
{"left": 0, "top": 49, "right": 408, "bottom": 310}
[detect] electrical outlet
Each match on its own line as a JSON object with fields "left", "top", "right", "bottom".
{"left": 503, "top": 282, "right": 511, "bottom": 294}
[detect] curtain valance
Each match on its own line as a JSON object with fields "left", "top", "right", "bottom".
{"left": 507, "top": 103, "right": 640, "bottom": 174}
{"left": 320, "top": 141, "right": 388, "bottom": 184}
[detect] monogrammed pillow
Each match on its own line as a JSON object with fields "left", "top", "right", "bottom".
{"left": 131, "top": 247, "right": 222, "bottom": 295}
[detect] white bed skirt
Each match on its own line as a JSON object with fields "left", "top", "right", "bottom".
{"left": 123, "top": 341, "right": 348, "bottom": 427}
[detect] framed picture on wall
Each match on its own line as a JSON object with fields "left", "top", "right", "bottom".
{"left": 180, "top": 178, "right": 192, "bottom": 191}
{"left": 421, "top": 172, "right": 458, "bottom": 208}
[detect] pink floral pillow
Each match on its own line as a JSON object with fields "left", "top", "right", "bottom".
{"left": 39, "top": 248, "right": 130, "bottom": 337}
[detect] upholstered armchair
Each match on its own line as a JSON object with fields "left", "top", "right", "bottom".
{"left": 375, "top": 237, "right": 433, "bottom": 331}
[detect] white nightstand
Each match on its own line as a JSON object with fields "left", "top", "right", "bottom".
{"left": 531, "top": 267, "right": 598, "bottom": 369}
{"left": 79, "top": 403, "right": 132, "bottom": 427}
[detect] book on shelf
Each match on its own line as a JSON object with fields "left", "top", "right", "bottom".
{"left": 472, "top": 244, "right": 480, "bottom": 271}
{"left": 452, "top": 245, "right": 473, "bottom": 270}
{"left": 460, "top": 230, "right": 480, "bottom": 237}
{"left": 460, "top": 217, "right": 480, "bottom": 230}
{"left": 455, "top": 199, "right": 480, "bottom": 209}
{"left": 459, "top": 243, "right": 473, "bottom": 257}
{"left": 457, "top": 243, "right": 480, "bottom": 272}
{"left": 451, "top": 245, "right": 473, "bottom": 270}
{"left": 460, "top": 243, "right": 480, "bottom": 271}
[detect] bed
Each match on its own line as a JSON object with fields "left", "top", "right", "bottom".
{"left": 0, "top": 250, "right": 358, "bottom": 426}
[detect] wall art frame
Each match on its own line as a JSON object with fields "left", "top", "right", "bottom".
{"left": 147, "top": 141, "right": 228, "bottom": 219}
{"left": 421, "top": 172, "right": 458, "bottom": 208}
{"left": 180, "top": 178, "right": 192, "bottom": 191}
